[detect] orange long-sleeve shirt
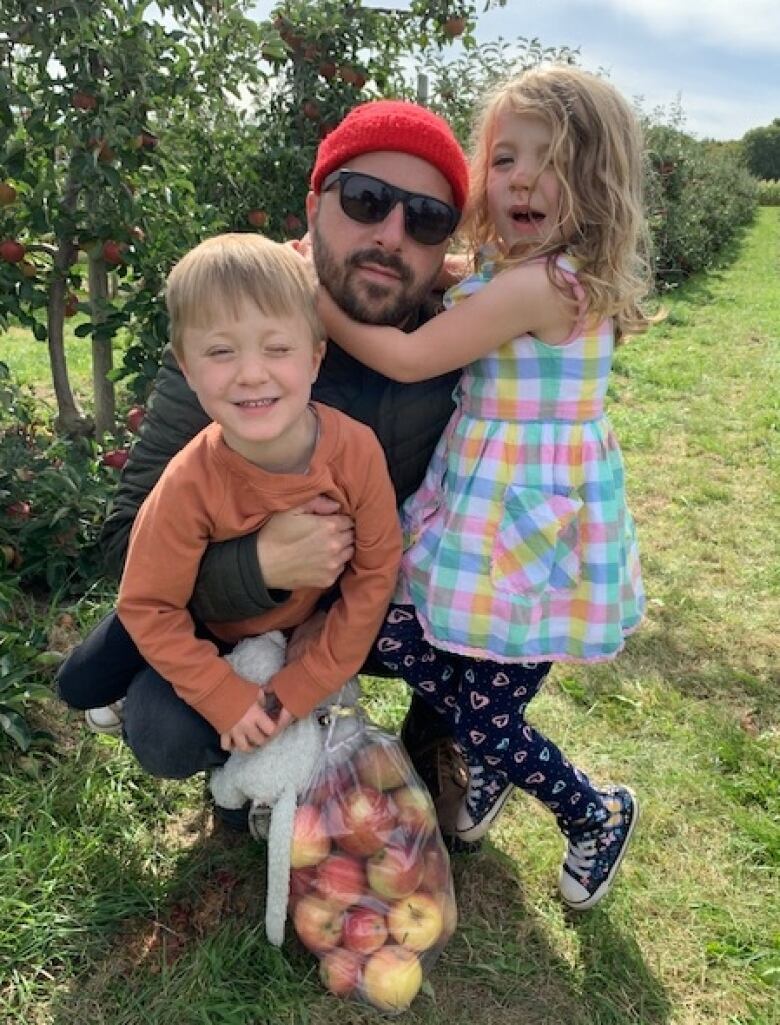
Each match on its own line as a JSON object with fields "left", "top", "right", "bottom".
{"left": 117, "top": 403, "right": 402, "bottom": 733}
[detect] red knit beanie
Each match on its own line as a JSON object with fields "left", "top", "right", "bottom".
{"left": 310, "top": 100, "right": 469, "bottom": 210}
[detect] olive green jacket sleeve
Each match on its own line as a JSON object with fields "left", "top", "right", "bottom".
{"left": 100, "top": 346, "right": 287, "bottom": 622}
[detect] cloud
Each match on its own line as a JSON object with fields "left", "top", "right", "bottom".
{"left": 597, "top": 0, "right": 780, "bottom": 53}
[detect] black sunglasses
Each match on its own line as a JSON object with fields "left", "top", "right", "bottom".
{"left": 321, "top": 169, "right": 460, "bottom": 246}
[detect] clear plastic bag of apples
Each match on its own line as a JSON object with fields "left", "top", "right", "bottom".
{"left": 289, "top": 707, "right": 457, "bottom": 1014}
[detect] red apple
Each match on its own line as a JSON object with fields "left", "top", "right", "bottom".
{"left": 393, "top": 785, "right": 437, "bottom": 837}
{"left": 101, "top": 448, "right": 129, "bottom": 470}
{"left": 362, "top": 945, "right": 423, "bottom": 1012}
{"left": 289, "top": 865, "right": 317, "bottom": 903}
{"left": 315, "top": 852, "right": 366, "bottom": 908}
{"left": 19, "top": 259, "right": 37, "bottom": 279}
{"left": 443, "top": 16, "right": 466, "bottom": 37}
{"left": 247, "top": 209, "right": 268, "bottom": 229}
{"left": 6, "top": 501, "right": 31, "bottom": 520}
{"left": 318, "top": 61, "right": 336, "bottom": 80}
{"left": 419, "top": 845, "right": 450, "bottom": 893}
{"left": 355, "top": 741, "right": 406, "bottom": 791}
{"left": 64, "top": 293, "right": 79, "bottom": 318}
{"left": 283, "top": 213, "right": 303, "bottom": 235}
{"left": 332, "top": 786, "right": 396, "bottom": 857}
{"left": 0, "top": 183, "right": 17, "bottom": 206}
{"left": 366, "top": 841, "right": 424, "bottom": 900}
{"left": 0, "top": 239, "right": 25, "bottom": 263}
{"left": 291, "top": 803, "right": 330, "bottom": 868}
{"left": 388, "top": 890, "right": 444, "bottom": 951}
{"left": 292, "top": 894, "right": 344, "bottom": 952}
{"left": 126, "top": 404, "right": 145, "bottom": 434}
{"left": 302, "top": 99, "right": 320, "bottom": 121}
{"left": 319, "top": 947, "right": 362, "bottom": 997}
{"left": 71, "top": 90, "right": 97, "bottom": 111}
{"left": 102, "top": 240, "right": 126, "bottom": 266}
{"left": 342, "top": 905, "right": 388, "bottom": 955}
{"left": 337, "top": 65, "right": 359, "bottom": 85}
{"left": 306, "top": 762, "right": 353, "bottom": 807}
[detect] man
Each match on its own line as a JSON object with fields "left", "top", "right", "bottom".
{"left": 95, "top": 100, "right": 474, "bottom": 844}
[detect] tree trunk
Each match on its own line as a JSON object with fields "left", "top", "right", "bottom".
{"left": 49, "top": 240, "right": 93, "bottom": 438}
{"left": 88, "top": 252, "right": 115, "bottom": 439}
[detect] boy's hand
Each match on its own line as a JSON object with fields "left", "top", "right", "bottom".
{"left": 220, "top": 693, "right": 278, "bottom": 752}
{"left": 220, "top": 692, "right": 296, "bottom": 752}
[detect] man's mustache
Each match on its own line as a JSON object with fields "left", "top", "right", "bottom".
{"left": 347, "top": 248, "right": 413, "bottom": 285}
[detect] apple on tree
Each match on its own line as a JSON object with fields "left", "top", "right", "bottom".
{"left": 126, "top": 405, "right": 145, "bottom": 434}
{"left": 0, "top": 183, "right": 17, "bottom": 206}
{"left": 0, "top": 239, "right": 26, "bottom": 264}
{"left": 247, "top": 209, "right": 268, "bottom": 229}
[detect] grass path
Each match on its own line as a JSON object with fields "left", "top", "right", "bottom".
{"left": 1, "top": 210, "right": 778, "bottom": 1025}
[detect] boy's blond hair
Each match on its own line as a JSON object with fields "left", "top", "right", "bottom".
{"left": 166, "top": 233, "right": 323, "bottom": 357}
{"left": 465, "top": 64, "right": 655, "bottom": 340}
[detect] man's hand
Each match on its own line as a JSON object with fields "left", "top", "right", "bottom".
{"left": 257, "top": 496, "right": 354, "bottom": 592}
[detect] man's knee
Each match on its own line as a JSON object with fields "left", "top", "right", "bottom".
{"left": 122, "top": 672, "right": 225, "bottom": 779}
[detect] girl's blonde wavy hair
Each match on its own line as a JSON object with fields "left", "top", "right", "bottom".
{"left": 465, "top": 64, "right": 655, "bottom": 340}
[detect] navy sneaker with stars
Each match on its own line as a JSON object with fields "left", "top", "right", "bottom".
{"left": 559, "top": 786, "right": 639, "bottom": 910}
{"left": 455, "top": 757, "right": 514, "bottom": 842}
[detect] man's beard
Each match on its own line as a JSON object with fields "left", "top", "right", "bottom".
{"left": 313, "top": 230, "right": 439, "bottom": 327}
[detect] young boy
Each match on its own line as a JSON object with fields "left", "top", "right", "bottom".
{"left": 59, "top": 233, "right": 402, "bottom": 752}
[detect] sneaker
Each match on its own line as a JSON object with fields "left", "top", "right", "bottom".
{"left": 84, "top": 699, "right": 125, "bottom": 736}
{"left": 559, "top": 786, "right": 639, "bottom": 910}
{"left": 213, "top": 801, "right": 251, "bottom": 834}
{"left": 455, "top": 761, "right": 513, "bottom": 843}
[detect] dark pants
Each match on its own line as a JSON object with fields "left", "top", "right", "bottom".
{"left": 56, "top": 611, "right": 229, "bottom": 778}
{"left": 57, "top": 604, "right": 457, "bottom": 787}
{"left": 376, "top": 605, "right": 607, "bottom": 832}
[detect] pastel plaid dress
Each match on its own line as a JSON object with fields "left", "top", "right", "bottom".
{"left": 397, "top": 247, "right": 645, "bottom": 663}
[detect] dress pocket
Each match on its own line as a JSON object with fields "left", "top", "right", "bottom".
{"left": 491, "top": 486, "right": 583, "bottom": 596}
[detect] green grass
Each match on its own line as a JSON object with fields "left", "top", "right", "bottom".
{"left": 1, "top": 209, "right": 779, "bottom": 1024}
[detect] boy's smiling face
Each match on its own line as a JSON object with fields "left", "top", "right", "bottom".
{"left": 178, "top": 297, "right": 324, "bottom": 471}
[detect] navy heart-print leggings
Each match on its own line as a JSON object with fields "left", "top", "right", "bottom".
{"left": 376, "top": 604, "right": 606, "bottom": 833}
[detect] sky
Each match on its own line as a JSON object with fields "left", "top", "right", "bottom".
{"left": 249, "top": 0, "right": 780, "bottom": 141}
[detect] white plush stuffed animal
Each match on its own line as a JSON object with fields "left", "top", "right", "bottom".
{"left": 209, "top": 632, "right": 361, "bottom": 946}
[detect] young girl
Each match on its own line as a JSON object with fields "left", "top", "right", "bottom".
{"left": 318, "top": 65, "right": 654, "bottom": 910}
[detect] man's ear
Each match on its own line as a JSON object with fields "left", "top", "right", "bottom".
{"left": 305, "top": 190, "right": 319, "bottom": 231}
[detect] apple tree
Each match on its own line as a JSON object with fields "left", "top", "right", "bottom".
{"left": 0, "top": 0, "right": 272, "bottom": 437}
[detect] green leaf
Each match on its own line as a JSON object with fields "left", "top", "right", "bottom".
{"left": 0, "top": 709, "right": 32, "bottom": 751}
{"left": 74, "top": 322, "right": 94, "bottom": 337}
